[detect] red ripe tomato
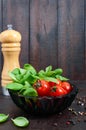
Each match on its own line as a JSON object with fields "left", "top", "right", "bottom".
{"left": 49, "top": 81, "right": 55, "bottom": 87}
{"left": 49, "top": 85, "right": 67, "bottom": 97}
{"left": 49, "top": 79, "right": 62, "bottom": 87}
{"left": 56, "top": 79, "right": 62, "bottom": 86}
{"left": 61, "top": 82, "right": 73, "bottom": 93}
{"left": 34, "top": 80, "right": 50, "bottom": 96}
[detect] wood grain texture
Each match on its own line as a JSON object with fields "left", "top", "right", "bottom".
{"left": 30, "top": 0, "right": 58, "bottom": 71}
{"left": 57, "top": 0, "right": 85, "bottom": 80}
{"left": 0, "top": 0, "right": 86, "bottom": 80}
{"left": 2, "top": 0, "right": 30, "bottom": 67}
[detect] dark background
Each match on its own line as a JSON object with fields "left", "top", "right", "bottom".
{"left": 0, "top": 0, "right": 85, "bottom": 81}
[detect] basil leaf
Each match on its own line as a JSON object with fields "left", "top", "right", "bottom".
{"left": 38, "top": 70, "right": 45, "bottom": 77}
{"left": 6, "top": 83, "right": 24, "bottom": 91}
{"left": 45, "top": 65, "right": 52, "bottom": 72}
{"left": 41, "top": 77, "right": 57, "bottom": 83}
{"left": 22, "top": 88, "right": 38, "bottom": 97}
{"left": 24, "top": 81, "right": 32, "bottom": 88}
{"left": 0, "top": 114, "right": 9, "bottom": 123}
{"left": 19, "top": 72, "right": 37, "bottom": 85}
{"left": 15, "top": 74, "right": 23, "bottom": 81}
{"left": 54, "top": 68, "right": 63, "bottom": 75}
{"left": 11, "top": 117, "right": 29, "bottom": 127}
{"left": 23, "top": 64, "right": 37, "bottom": 75}
{"left": 19, "top": 68, "right": 26, "bottom": 75}
{"left": 8, "top": 72, "right": 19, "bottom": 82}
{"left": 56, "top": 75, "right": 69, "bottom": 81}
{"left": 11, "top": 68, "right": 20, "bottom": 75}
{"left": 19, "top": 71, "right": 31, "bottom": 84}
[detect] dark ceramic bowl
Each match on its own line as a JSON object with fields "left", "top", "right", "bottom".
{"left": 9, "top": 84, "right": 78, "bottom": 115}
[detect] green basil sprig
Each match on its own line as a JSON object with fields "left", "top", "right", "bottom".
{"left": 6, "top": 64, "right": 69, "bottom": 97}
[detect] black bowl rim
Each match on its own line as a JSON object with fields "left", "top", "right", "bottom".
{"left": 8, "top": 84, "right": 78, "bottom": 100}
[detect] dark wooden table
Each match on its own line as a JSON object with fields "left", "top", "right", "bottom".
{"left": 0, "top": 81, "right": 86, "bottom": 130}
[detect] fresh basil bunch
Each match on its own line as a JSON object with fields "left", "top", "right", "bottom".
{"left": 6, "top": 64, "right": 68, "bottom": 97}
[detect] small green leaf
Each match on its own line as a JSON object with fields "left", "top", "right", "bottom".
{"left": 23, "top": 88, "right": 38, "bottom": 97}
{"left": 11, "top": 68, "right": 20, "bottom": 75}
{"left": 19, "top": 68, "right": 26, "bottom": 75}
{"left": 54, "top": 68, "right": 63, "bottom": 75}
{"left": 0, "top": 114, "right": 9, "bottom": 123}
{"left": 11, "top": 117, "right": 29, "bottom": 127}
{"left": 19, "top": 71, "right": 31, "bottom": 84}
{"left": 41, "top": 76, "right": 58, "bottom": 83}
{"left": 45, "top": 65, "right": 52, "bottom": 72}
{"left": 38, "top": 70, "right": 45, "bottom": 77}
{"left": 56, "top": 75, "right": 69, "bottom": 81}
{"left": 23, "top": 64, "right": 37, "bottom": 75}
{"left": 6, "top": 83, "right": 24, "bottom": 91}
{"left": 8, "top": 72, "right": 19, "bottom": 82}
{"left": 24, "top": 81, "right": 32, "bottom": 88}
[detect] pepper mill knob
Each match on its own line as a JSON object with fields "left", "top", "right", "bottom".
{"left": 0, "top": 25, "right": 21, "bottom": 95}
{"left": 0, "top": 24, "right": 21, "bottom": 43}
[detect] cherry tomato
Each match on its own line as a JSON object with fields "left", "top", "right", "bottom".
{"left": 49, "top": 79, "right": 62, "bottom": 87}
{"left": 56, "top": 79, "right": 62, "bottom": 86}
{"left": 49, "top": 81, "right": 55, "bottom": 87}
{"left": 61, "top": 81, "right": 73, "bottom": 93}
{"left": 49, "top": 85, "right": 67, "bottom": 97}
{"left": 34, "top": 80, "right": 50, "bottom": 96}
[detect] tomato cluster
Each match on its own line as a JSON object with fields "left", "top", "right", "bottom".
{"left": 33, "top": 79, "right": 73, "bottom": 97}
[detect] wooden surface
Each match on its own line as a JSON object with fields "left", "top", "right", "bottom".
{"left": 0, "top": 0, "right": 86, "bottom": 80}
{"left": 0, "top": 81, "right": 86, "bottom": 130}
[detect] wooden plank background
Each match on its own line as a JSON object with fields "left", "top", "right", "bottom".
{"left": 0, "top": 0, "right": 85, "bottom": 81}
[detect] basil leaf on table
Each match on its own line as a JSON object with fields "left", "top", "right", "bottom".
{"left": 0, "top": 114, "right": 9, "bottom": 123}
{"left": 11, "top": 117, "right": 29, "bottom": 127}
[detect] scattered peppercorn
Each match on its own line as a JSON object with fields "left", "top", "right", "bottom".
{"left": 66, "top": 121, "right": 71, "bottom": 125}
{"left": 53, "top": 123, "right": 58, "bottom": 127}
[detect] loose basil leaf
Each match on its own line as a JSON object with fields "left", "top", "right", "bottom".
{"left": 11, "top": 117, "right": 29, "bottom": 127}
{"left": 56, "top": 75, "right": 69, "bottom": 81}
{"left": 0, "top": 114, "right": 9, "bottom": 123}
{"left": 6, "top": 83, "right": 24, "bottom": 91}
{"left": 22, "top": 88, "right": 38, "bottom": 97}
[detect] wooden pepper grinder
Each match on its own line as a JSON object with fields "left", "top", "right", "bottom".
{"left": 0, "top": 25, "right": 21, "bottom": 95}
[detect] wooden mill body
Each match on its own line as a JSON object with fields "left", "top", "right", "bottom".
{"left": 0, "top": 25, "right": 21, "bottom": 95}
